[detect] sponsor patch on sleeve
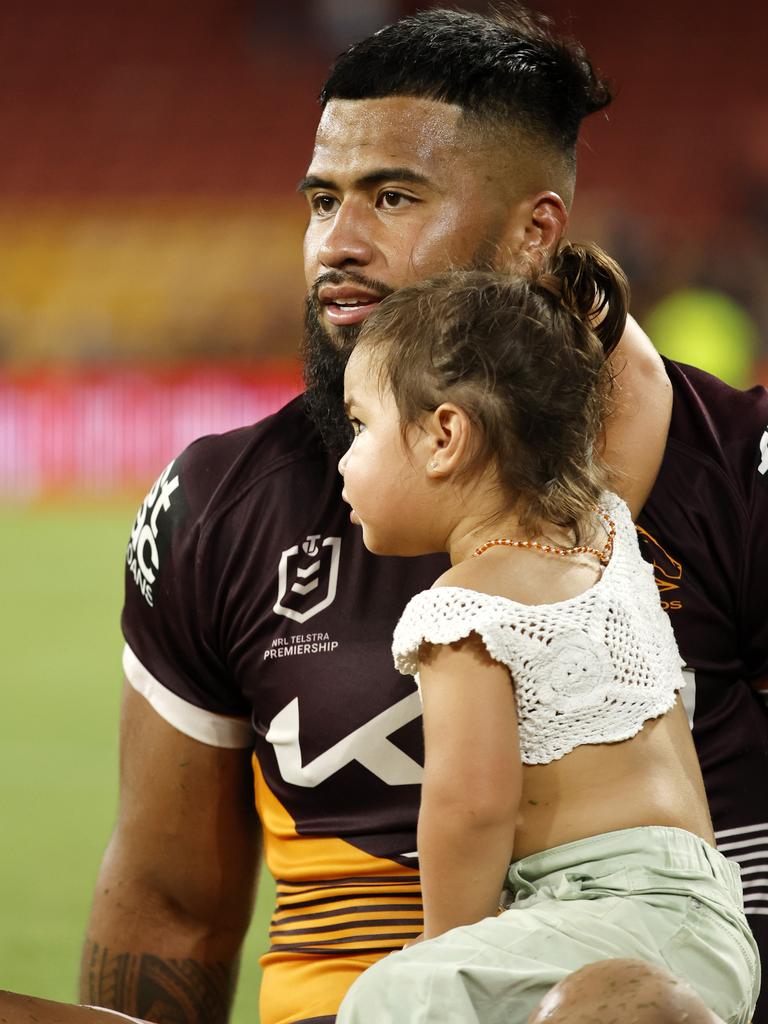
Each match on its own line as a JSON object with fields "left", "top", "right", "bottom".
{"left": 759, "top": 426, "right": 768, "bottom": 478}
{"left": 126, "top": 459, "right": 181, "bottom": 607}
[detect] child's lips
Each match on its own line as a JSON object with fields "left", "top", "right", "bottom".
{"left": 341, "top": 489, "right": 360, "bottom": 524}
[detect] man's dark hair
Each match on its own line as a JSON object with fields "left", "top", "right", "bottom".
{"left": 320, "top": 4, "right": 611, "bottom": 164}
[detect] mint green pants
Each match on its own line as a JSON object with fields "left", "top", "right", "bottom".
{"left": 337, "top": 827, "right": 759, "bottom": 1024}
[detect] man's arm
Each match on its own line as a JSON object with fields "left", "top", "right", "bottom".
{"left": 603, "top": 314, "right": 673, "bottom": 518}
{"left": 0, "top": 992, "right": 147, "bottom": 1024}
{"left": 79, "top": 682, "right": 260, "bottom": 1024}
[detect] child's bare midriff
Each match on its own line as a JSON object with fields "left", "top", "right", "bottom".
{"left": 513, "top": 695, "right": 716, "bottom": 860}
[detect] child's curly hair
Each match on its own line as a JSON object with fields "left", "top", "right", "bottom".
{"left": 356, "top": 242, "right": 630, "bottom": 542}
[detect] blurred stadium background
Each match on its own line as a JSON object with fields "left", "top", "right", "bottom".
{"left": 1, "top": 1, "right": 766, "bottom": 1021}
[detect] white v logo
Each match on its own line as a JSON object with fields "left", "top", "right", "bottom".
{"left": 266, "top": 692, "right": 423, "bottom": 788}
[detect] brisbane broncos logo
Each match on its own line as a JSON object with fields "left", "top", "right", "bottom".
{"left": 636, "top": 526, "right": 683, "bottom": 610}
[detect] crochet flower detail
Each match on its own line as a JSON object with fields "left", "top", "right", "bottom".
{"left": 530, "top": 631, "right": 613, "bottom": 713}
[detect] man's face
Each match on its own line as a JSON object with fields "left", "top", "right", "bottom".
{"left": 300, "top": 96, "right": 521, "bottom": 452}
{"left": 302, "top": 97, "right": 517, "bottom": 337}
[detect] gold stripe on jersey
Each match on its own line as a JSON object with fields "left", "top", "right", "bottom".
{"left": 259, "top": 950, "right": 382, "bottom": 1024}
{"left": 253, "top": 756, "right": 424, "bottom": 1022}
{"left": 270, "top": 879, "right": 423, "bottom": 953}
{"left": 253, "top": 755, "right": 423, "bottom": 954}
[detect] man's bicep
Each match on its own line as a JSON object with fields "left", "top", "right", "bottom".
{"left": 603, "top": 314, "right": 672, "bottom": 518}
{"left": 89, "top": 680, "right": 260, "bottom": 947}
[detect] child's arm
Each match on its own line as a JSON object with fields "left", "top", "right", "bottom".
{"left": 602, "top": 314, "right": 672, "bottom": 518}
{"left": 417, "top": 633, "right": 521, "bottom": 940}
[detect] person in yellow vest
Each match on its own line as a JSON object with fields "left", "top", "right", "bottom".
{"left": 646, "top": 287, "right": 758, "bottom": 389}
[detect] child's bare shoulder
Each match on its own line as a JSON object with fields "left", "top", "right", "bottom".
{"left": 431, "top": 553, "right": 534, "bottom": 603}
{"left": 432, "top": 550, "right": 601, "bottom": 607}
{"left": 432, "top": 558, "right": 497, "bottom": 593}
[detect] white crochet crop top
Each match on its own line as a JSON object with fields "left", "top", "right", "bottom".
{"left": 392, "top": 492, "right": 685, "bottom": 765}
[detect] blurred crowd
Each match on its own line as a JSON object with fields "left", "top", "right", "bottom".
{"left": 0, "top": 0, "right": 766, "bottom": 387}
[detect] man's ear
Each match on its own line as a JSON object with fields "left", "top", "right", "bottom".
{"left": 499, "top": 191, "right": 568, "bottom": 269}
{"left": 423, "top": 403, "right": 474, "bottom": 478}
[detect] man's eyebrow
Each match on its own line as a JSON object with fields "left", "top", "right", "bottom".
{"left": 343, "top": 397, "right": 354, "bottom": 414}
{"left": 298, "top": 174, "right": 337, "bottom": 194}
{"left": 297, "top": 168, "right": 432, "bottom": 193}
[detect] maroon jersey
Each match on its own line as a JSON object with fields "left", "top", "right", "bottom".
{"left": 122, "top": 394, "right": 446, "bottom": 1024}
{"left": 122, "top": 365, "right": 768, "bottom": 1024}
{"left": 637, "top": 359, "right": 768, "bottom": 1024}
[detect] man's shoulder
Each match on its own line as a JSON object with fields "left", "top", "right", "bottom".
{"left": 642, "top": 360, "right": 768, "bottom": 541}
{"left": 123, "top": 392, "right": 341, "bottom": 658}
{"left": 170, "top": 392, "right": 332, "bottom": 518}
{"left": 661, "top": 359, "right": 768, "bottom": 493}
{"left": 665, "top": 358, "right": 768, "bottom": 446}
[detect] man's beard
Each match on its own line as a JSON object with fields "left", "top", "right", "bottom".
{"left": 302, "top": 296, "right": 359, "bottom": 455}
{"left": 300, "top": 249, "right": 497, "bottom": 455}
{"left": 301, "top": 271, "right": 393, "bottom": 455}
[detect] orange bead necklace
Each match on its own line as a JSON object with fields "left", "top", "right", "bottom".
{"left": 472, "top": 509, "right": 616, "bottom": 565}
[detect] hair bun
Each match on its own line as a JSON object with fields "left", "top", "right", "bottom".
{"left": 539, "top": 242, "right": 630, "bottom": 357}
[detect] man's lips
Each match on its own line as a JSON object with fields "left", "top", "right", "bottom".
{"left": 318, "top": 285, "right": 384, "bottom": 326}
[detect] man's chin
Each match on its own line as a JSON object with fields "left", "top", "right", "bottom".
{"left": 322, "top": 318, "right": 365, "bottom": 358}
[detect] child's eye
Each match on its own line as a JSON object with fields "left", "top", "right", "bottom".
{"left": 350, "top": 418, "right": 366, "bottom": 436}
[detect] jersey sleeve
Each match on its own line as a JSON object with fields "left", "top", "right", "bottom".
{"left": 121, "top": 440, "right": 253, "bottom": 747}
{"left": 742, "top": 400, "right": 768, "bottom": 685}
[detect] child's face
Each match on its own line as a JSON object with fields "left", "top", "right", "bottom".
{"left": 339, "top": 346, "right": 434, "bottom": 556}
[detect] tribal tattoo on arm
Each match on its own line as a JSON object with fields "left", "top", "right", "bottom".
{"left": 81, "top": 941, "right": 237, "bottom": 1024}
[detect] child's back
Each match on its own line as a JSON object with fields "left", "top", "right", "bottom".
{"left": 432, "top": 501, "right": 715, "bottom": 861}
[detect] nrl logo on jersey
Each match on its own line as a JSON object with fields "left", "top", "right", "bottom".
{"left": 274, "top": 534, "right": 341, "bottom": 623}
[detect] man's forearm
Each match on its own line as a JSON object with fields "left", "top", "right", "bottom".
{"left": 81, "top": 688, "right": 260, "bottom": 1024}
{"left": 80, "top": 939, "right": 239, "bottom": 1024}
{"left": 78, "top": 863, "right": 253, "bottom": 1024}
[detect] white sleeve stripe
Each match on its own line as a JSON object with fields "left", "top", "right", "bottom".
{"left": 86, "top": 1007, "right": 147, "bottom": 1023}
{"left": 122, "top": 644, "right": 253, "bottom": 749}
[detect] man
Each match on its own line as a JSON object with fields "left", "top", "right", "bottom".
{"left": 78, "top": 7, "right": 768, "bottom": 1024}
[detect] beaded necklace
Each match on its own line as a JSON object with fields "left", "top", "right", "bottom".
{"left": 472, "top": 509, "right": 616, "bottom": 565}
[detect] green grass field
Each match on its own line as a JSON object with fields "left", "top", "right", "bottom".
{"left": 0, "top": 500, "right": 274, "bottom": 1023}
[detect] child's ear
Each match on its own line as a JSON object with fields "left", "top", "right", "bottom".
{"left": 424, "top": 403, "right": 473, "bottom": 478}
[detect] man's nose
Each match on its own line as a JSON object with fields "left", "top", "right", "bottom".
{"left": 319, "top": 202, "right": 374, "bottom": 269}
{"left": 338, "top": 449, "right": 348, "bottom": 476}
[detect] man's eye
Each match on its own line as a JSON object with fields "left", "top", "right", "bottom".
{"left": 350, "top": 418, "right": 366, "bottom": 436}
{"left": 311, "top": 194, "right": 338, "bottom": 216}
{"left": 378, "top": 191, "right": 412, "bottom": 210}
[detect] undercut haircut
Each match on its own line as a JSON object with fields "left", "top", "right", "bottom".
{"left": 319, "top": 4, "right": 612, "bottom": 174}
